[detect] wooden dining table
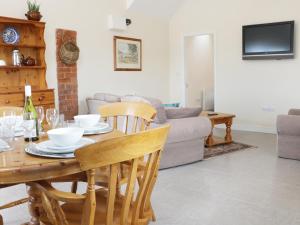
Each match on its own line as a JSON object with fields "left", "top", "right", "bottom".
{"left": 0, "top": 130, "right": 124, "bottom": 225}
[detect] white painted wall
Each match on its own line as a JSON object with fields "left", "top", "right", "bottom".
{"left": 170, "top": 0, "right": 300, "bottom": 133}
{"left": 127, "top": 0, "right": 185, "bottom": 20}
{"left": 184, "top": 35, "right": 214, "bottom": 109}
{"left": 0, "top": 0, "right": 170, "bottom": 113}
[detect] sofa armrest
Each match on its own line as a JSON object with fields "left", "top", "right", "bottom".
{"left": 86, "top": 98, "right": 108, "bottom": 114}
{"left": 277, "top": 115, "right": 300, "bottom": 136}
{"left": 288, "top": 109, "right": 300, "bottom": 116}
{"left": 192, "top": 116, "right": 211, "bottom": 137}
{"left": 165, "top": 107, "right": 202, "bottom": 119}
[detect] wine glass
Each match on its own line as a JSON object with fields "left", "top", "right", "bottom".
{"left": 58, "top": 114, "right": 65, "bottom": 128}
{"left": 2, "top": 110, "right": 16, "bottom": 141}
{"left": 36, "top": 106, "right": 44, "bottom": 134}
{"left": 0, "top": 115, "right": 12, "bottom": 151}
{"left": 46, "top": 108, "right": 59, "bottom": 129}
{"left": 22, "top": 112, "right": 35, "bottom": 147}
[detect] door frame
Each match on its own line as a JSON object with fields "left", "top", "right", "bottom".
{"left": 182, "top": 32, "right": 217, "bottom": 109}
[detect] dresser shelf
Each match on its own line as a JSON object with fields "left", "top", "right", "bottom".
{"left": 0, "top": 43, "right": 45, "bottom": 48}
{"left": 0, "top": 16, "right": 45, "bottom": 26}
{"left": 0, "top": 66, "right": 45, "bottom": 70}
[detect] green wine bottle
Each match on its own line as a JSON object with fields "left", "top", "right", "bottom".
{"left": 24, "top": 85, "right": 39, "bottom": 142}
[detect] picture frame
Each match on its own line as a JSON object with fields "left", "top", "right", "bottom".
{"left": 113, "top": 36, "right": 142, "bottom": 71}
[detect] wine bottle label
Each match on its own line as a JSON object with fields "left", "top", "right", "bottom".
{"left": 25, "top": 85, "right": 32, "bottom": 97}
{"left": 23, "top": 120, "right": 37, "bottom": 138}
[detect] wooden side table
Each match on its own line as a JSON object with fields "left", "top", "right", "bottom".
{"left": 200, "top": 111, "right": 236, "bottom": 147}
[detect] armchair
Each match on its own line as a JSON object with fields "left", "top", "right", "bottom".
{"left": 277, "top": 109, "right": 300, "bottom": 160}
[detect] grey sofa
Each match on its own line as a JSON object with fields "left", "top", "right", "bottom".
{"left": 277, "top": 109, "right": 300, "bottom": 160}
{"left": 86, "top": 93, "right": 211, "bottom": 169}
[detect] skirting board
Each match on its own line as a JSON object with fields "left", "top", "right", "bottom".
{"left": 215, "top": 124, "right": 276, "bottom": 134}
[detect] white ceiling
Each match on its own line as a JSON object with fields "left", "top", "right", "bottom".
{"left": 127, "top": 0, "right": 185, "bottom": 20}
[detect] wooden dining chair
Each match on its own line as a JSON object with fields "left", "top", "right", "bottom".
{"left": 0, "top": 106, "right": 28, "bottom": 222}
{"left": 70, "top": 102, "right": 158, "bottom": 221}
{"left": 100, "top": 102, "right": 158, "bottom": 216}
{"left": 71, "top": 102, "right": 156, "bottom": 188}
{"left": 31, "top": 125, "right": 170, "bottom": 225}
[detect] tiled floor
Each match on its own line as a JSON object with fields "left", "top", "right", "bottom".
{"left": 1, "top": 129, "right": 300, "bottom": 225}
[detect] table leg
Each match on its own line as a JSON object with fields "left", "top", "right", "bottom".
{"left": 206, "top": 122, "right": 215, "bottom": 147}
{"left": 225, "top": 119, "right": 233, "bottom": 143}
{"left": 25, "top": 184, "right": 41, "bottom": 225}
{"left": 0, "top": 214, "right": 3, "bottom": 225}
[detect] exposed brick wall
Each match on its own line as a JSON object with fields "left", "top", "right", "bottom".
{"left": 56, "top": 29, "right": 78, "bottom": 120}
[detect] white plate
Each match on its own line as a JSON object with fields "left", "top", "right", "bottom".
{"left": 25, "top": 145, "right": 75, "bottom": 159}
{"left": 84, "top": 125, "right": 113, "bottom": 136}
{"left": 36, "top": 138, "right": 95, "bottom": 154}
{"left": 83, "top": 123, "right": 109, "bottom": 132}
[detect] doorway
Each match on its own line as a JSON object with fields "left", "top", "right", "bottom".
{"left": 184, "top": 34, "right": 215, "bottom": 110}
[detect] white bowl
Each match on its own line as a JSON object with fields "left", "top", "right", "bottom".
{"left": 74, "top": 114, "right": 100, "bottom": 128}
{"left": 47, "top": 128, "right": 84, "bottom": 147}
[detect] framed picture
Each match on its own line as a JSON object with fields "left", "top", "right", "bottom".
{"left": 113, "top": 36, "right": 142, "bottom": 71}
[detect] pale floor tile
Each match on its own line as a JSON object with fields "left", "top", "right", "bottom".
{"left": 1, "top": 129, "right": 300, "bottom": 225}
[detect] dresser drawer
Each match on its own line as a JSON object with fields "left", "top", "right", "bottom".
{"left": 32, "top": 91, "right": 55, "bottom": 106}
{"left": 0, "top": 93, "right": 24, "bottom": 106}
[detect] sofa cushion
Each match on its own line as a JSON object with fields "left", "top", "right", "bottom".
{"left": 163, "top": 103, "right": 180, "bottom": 108}
{"left": 288, "top": 109, "right": 300, "bottom": 116}
{"left": 121, "top": 95, "right": 167, "bottom": 124}
{"left": 151, "top": 116, "right": 211, "bottom": 143}
{"left": 166, "top": 107, "right": 202, "bottom": 119}
{"left": 93, "top": 93, "right": 121, "bottom": 103}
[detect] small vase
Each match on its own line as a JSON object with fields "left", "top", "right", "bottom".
{"left": 25, "top": 11, "right": 42, "bottom": 21}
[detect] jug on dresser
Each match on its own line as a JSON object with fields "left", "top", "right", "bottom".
{"left": 12, "top": 49, "right": 21, "bottom": 66}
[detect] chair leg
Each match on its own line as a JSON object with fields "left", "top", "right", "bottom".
{"left": 0, "top": 214, "right": 3, "bottom": 225}
{"left": 150, "top": 205, "right": 156, "bottom": 222}
{"left": 137, "top": 177, "right": 156, "bottom": 222}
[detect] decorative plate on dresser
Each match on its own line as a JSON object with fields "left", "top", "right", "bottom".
{"left": 2, "top": 26, "right": 19, "bottom": 44}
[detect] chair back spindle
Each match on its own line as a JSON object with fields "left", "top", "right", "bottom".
{"left": 99, "top": 102, "right": 157, "bottom": 134}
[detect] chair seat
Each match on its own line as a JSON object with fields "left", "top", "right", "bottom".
{"left": 55, "top": 163, "right": 146, "bottom": 187}
{"left": 39, "top": 189, "right": 146, "bottom": 225}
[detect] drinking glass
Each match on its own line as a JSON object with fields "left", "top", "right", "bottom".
{"left": 46, "top": 108, "right": 59, "bottom": 129}
{"left": 65, "top": 120, "right": 78, "bottom": 128}
{"left": 58, "top": 114, "right": 65, "bottom": 128}
{"left": 36, "top": 106, "right": 44, "bottom": 134}
{"left": 22, "top": 112, "right": 35, "bottom": 147}
{"left": 2, "top": 110, "right": 16, "bottom": 140}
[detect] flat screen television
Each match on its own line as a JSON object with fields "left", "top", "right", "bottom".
{"left": 243, "top": 21, "right": 294, "bottom": 59}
